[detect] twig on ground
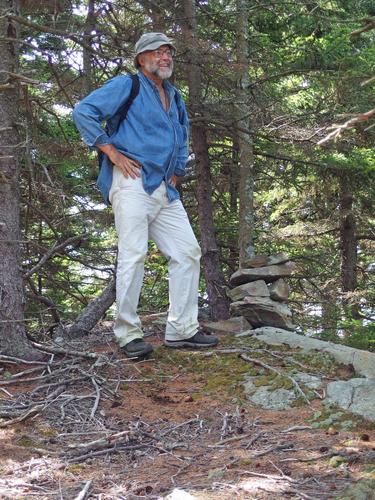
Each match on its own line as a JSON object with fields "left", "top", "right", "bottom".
{"left": 30, "top": 342, "right": 101, "bottom": 360}
{"left": 73, "top": 480, "right": 92, "bottom": 500}
{"left": 250, "top": 442, "right": 295, "bottom": 458}
{"left": 0, "top": 354, "right": 48, "bottom": 365}
{"left": 208, "top": 431, "right": 255, "bottom": 447}
{"left": 281, "top": 425, "right": 312, "bottom": 433}
{"left": 90, "top": 378, "right": 101, "bottom": 419}
{"left": 244, "top": 431, "right": 265, "bottom": 449}
{"left": 158, "top": 418, "right": 201, "bottom": 437}
{"left": 0, "top": 404, "right": 44, "bottom": 428}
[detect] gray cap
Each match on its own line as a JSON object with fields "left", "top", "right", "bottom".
{"left": 134, "top": 32, "right": 176, "bottom": 68}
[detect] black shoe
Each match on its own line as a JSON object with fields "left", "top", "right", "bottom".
{"left": 120, "top": 338, "right": 154, "bottom": 358}
{"left": 164, "top": 331, "right": 219, "bottom": 349}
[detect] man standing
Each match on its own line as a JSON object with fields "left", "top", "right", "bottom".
{"left": 73, "top": 33, "right": 218, "bottom": 357}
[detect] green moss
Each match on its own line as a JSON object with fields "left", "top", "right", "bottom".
{"left": 67, "top": 464, "right": 85, "bottom": 474}
{"left": 17, "top": 436, "right": 37, "bottom": 447}
{"left": 307, "top": 405, "right": 372, "bottom": 430}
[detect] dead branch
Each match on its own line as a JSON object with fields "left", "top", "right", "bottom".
{"left": 24, "top": 234, "right": 87, "bottom": 279}
{"left": 0, "top": 404, "right": 43, "bottom": 428}
{"left": 30, "top": 341, "right": 101, "bottom": 359}
{"left": 73, "top": 480, "right": 92, "bottom": 500}
{"left": 318, "top": 107, "right": 375, "bottom": 144}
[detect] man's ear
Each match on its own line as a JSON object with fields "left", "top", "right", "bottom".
{"left": 138, "top": 53, "right": 145, "bottom": 69}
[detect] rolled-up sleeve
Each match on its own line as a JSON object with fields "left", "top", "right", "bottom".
{"left": 72, "top": 76, "right": 133, "bottom": 148}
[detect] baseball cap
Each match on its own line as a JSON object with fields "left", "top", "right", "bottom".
{"left": 134, "top": 32, "right": 176, "bottom": 68}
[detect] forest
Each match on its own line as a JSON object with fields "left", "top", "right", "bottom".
{"left": 0, "top": 0, "right": 374, "bottom": 357}
{"left": 1, "top": 0, "right": 374, "bottom": 359}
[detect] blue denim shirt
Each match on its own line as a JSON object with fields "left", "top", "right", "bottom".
{"left": 72, "top": 72, "right": 189, "bottom": 204}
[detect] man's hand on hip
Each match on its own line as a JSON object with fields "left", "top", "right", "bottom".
{"left": 97, "top": 144, "right": 142, "bottom": 179}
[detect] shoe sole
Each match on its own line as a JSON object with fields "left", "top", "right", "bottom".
{"left": 121, "top": 346, "right": 154, "bottom": 359}
{"left": 164, "top": 339, "right": 218, "bottom": 349}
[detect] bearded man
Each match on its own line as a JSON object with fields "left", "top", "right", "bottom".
{"left": 73, "top": 33, "right": 218, "bottom": 357}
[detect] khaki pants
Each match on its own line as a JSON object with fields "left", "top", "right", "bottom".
{"left": 109, "top": 168, "right": 201, "bottom": 347}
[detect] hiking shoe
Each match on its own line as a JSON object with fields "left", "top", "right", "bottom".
{"left": 120, "top": 338, "right": 154, "bottom": 358}
{"left": 164, "top": 331, "right": 219, "bottom": 349}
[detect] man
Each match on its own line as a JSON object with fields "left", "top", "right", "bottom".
{"left": 73, "top": 33, "right": 218, "bottom": 358}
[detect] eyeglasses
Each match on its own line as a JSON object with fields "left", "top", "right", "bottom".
{"left": 152, "top": 48, "right": 173, "bottom": 59}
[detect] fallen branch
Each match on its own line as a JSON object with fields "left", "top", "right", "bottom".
{"left": 30, "top": 342, "right": 100, "bottom": 359}
{"left": 73, "top": 480, "right": 92, "bottom": 500}
{"left": 0, "top": 404, "right": 43, "bottom": 428}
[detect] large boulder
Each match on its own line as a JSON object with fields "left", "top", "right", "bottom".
{"left": 230, "top": 262, "right": 296, "bottom": 287}
{"left": 227, "top": 280, "right": 269, "bottom": 302}
{"left": 269, "top": 278, "right": 290, "bottom": 301}
{"left": 230, "top": 296, "right": 295, "bottom": 330}
{"left": 326, "top": 379, "right": 375, "bottom": 422}
{"left": 248, "top": 327, "right": 375, "bottom": 379}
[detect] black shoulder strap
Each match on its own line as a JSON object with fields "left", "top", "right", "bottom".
{"left": 113, "top": 74, "right": 140, "bottom": 134}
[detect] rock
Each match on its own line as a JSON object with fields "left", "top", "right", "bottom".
{"left": 241, "top": 255, "right": 268, "bottom": 268}
{"left": 227, "top": 280, "right": 269, "bottom": 302}
{"left": 250, "top": 326, "right": 375, "bottom": 379}
{"left": 242, "top": 253, "right": 290, "bottom": 268}
{"left": 230, "top": 297, "right": 295, "bottom": 330}
{"left": 202, "top": 316, "right": 252, "bottom": 334}
{"left": 243, "top": 371, "right": 322, "bottom": 411}
{"left": 249, "top": 387, "right": 297, "bottom": 410}
{"left": 230, "top": 262, "right": 296, "bottom": 287}
{"left": 292, "top": 371, "right": 322, "bottom": 389}
{"left": 326, "top": 379, "right": 375, "bottom": 422}
{"left": 269, "top": 279, "right": 290, "bottom": 301}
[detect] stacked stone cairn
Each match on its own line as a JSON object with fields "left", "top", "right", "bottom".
{"left": 228, "top": 253, "right": 295, "bottom": 330}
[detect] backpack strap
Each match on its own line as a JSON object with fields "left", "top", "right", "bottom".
{"left": 112, "top": 73, "right": 140, "bottom": 134}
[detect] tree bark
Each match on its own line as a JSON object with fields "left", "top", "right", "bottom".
{"left": 61, "top": 278, "right": 116, "bottom": 338}
{"left": 181, "top": 0, "right": 229, "bottom": 320}
{"left": 0, "top": 0, "right": 40, "bottom": 358}
{"left": 339, "top": 173, "right": 360, "bottom": 319}
{"left": 235, "top": 0, "right": 255, "bottom": 266}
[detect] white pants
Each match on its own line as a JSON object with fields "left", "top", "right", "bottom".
{"left": 109, "top": 167, "right": 201, "bottom": 347}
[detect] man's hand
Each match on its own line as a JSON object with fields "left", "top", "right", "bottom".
{"left": 97, "top": 144, "right": 142, "bottom": 179}
{"left": 170, "top": 175, "right": 178, "bottom": 187}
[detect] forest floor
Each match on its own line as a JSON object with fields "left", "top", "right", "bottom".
{"left": 0, "top": 318, "right": 375, "bottom": 500}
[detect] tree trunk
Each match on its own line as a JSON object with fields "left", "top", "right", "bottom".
{"left": 0, "top": 0, "right": 40, "bottom": 358}
{"left": 61, "top": 278, "right": 116, "bottom": 338}
{"left": 235, "top": 0, "right": 255, "bottom": 266}
{"left": 181, "top": 0, "right": 229, "bottom": 320}
{"left": 339, "top": 173, "right": 360, "bottom": 319}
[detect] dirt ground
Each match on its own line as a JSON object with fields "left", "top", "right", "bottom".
{"left": 0, "top": 322, "right": 374, "bottom": 499}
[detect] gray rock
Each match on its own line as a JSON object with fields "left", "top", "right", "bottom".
{"left": 230, "top": 262, "right": 296, "bottom": 287}
{"left": 269, "top": 279, "right": 290, "bottom": 301}
{"left": 251, "top": 326, "right": 375, "bottom": 379}
{"left": 201, "top": 316, "right": 252, "bottom": 334}
{"left": 249, "top": 387, "right": 297, "bottom": 410}
{"left": 241, "top": 255, "right": 268, "bottom": 268}
{"left": 242, "top": 253, "right": 290, "bottom": 269}
{"left": 326, "top": 378, "right": 375, "bottom": 422}
{"left": 227, "top": 280, "right": 269, "bottom": 302}
{"left": 230, "top": 297, "right": 295, "bottom": 330}
{"left": 292, "top": 371, "right": 322, "bottom": 389}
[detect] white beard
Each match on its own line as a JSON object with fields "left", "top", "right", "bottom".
{"left": 144, "top": 59, "right": 173, "bottom": 80}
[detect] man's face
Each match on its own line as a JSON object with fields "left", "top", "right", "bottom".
{"left": 139, "top": 44, "right": 174, "bottom": 80}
